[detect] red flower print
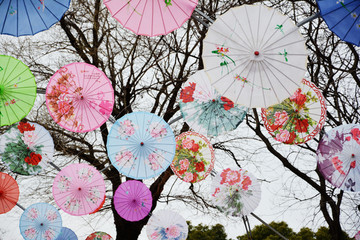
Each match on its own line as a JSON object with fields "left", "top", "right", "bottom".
{"left": 24, "top": 152, "right": 42, "bottom": 166}
{"left": 220, "top": 96, "right": 234, "bottom": 111}
{"left": 212, "top": 187, "right": 220, "bottom": 197}
{"left": 195, "top": 162, "right": 205, "bottom": 172}
{"left": 191, "top": 173, "right": 198, "bottom": 183}
{"left": 178, "top": 169, "right": 186, "bottom": 175}
{"left": 58, "top": 101, "right": 71, "bottom": 115}
{"left": 191, "top": 143, "right": 200, "bottom": 152}
{"left": 351, "top": 128, "right": 360, "bottom": 145}
{"left": 350, "top": 161, "right": 356, "bottom": 169}
{"left": 220, "top": 168, "right": 241, "bottom": 185}
{"left": 290, "top": 88, "right": 307, "bottom": 107}
{"left": 17, "top": 122, "right": 36, "bottom": 133}
{"left": 284, "top": 132, "right": 296, "bottom": 144}
{"left": 241, "top": 176, "right": 252, "bottom": 190}
{"left": 295, "top": 118, "right": 309, "bottom": 133}
{"left": 180, "top": 82, "right": 196, "bottom": 103}
{"left": 332, "top": 156, "right": 345, "bottom": 175}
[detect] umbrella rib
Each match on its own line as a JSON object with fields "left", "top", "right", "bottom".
{"left": 1, "top": 58, "right": 21, "bottom": 86}
{"left": 0, "top": 1, "right": 13, "bottom": 34}
{"left": 157, "top": 0, "right": 168, "bottom": 34}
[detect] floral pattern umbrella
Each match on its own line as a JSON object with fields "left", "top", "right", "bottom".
{"left": 0, "top": 172, "right": 19, "bottom": 214}
{"left": 355, "top": 230, "right": 360, "bottom": 240}
{"left": 46, "top": 62, "right": 114, "bottom": 132}
{"left": 56, "top": 227, "right": 78, "bottom": 240}
{"left": 19, "top": 203, "right": 62, "bottom": 240}
{"left": 0, "top": 0, "right": 71, "bottom": 36}
{"left": 202, "top": 4, "right": 307, "bottom": 108}
{"left": 86, "top": 232, "right": 113, "bottom": 240}
{"left": 170, "top": 131, "right": 215, "bottom": 183}
{"left": 114, "top": 180, "right": 152, "bottom": 222}
{"left": 0, "top": 55, "right": 36, "bottom": 126}
{"left": 317, "top": 0, "right": 360, "bottom": 46}
{"left": 107, "top": 112, "right": 176, "bottom": 179}
{"left": 0, "top": 122, "right": 54, "bottom": 175}
{"left": 179, "top": 70, "right": 247, "bottom": 136}
{"left": 317, "top": 124, "right": 360, "bottom": 192}
{"left": 146, "top": 209, "right": 188, "bottom": 240}
{"left": 53, "top": 163, "right": 106, "bottom": 216}
{"left": 103, "top": 0, "right": 198, "bottom": 37}
{"left": 261, "top": 79, "right": 327, "bottom": 145}
{"left": 211, "top": 168, "right": 261, "bottom": 217}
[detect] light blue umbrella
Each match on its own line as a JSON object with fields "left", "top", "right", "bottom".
{"left": 20, "top": 202, "right": 62, "bottom": 240}
{"left": 107, "top": 112, "right": 176, "bottom": 179}
{"left": 56, "top": 227, "right": 78, "bottom": 240}
{"left": 0, "top": 0, "right": 71, "bottom": 37}
{"left": 317, "top": 0, "right": 360, "bottom": 46}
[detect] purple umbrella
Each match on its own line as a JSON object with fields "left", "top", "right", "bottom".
{"left": 114, "top": 180, "right": 152, "bottom": 222}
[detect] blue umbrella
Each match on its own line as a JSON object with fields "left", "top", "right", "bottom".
{"left": 107, "top": 112, "right": 176, "bottom": 179}
{"left": 20, "top": 202, "right": 62, "bottom": 240}
{"left": 56, "top": 227, "right": 78, "bottom": 240}
{"left": 317, "top": 0, "right": 360, "bottom": 46}
{"left": 0, "top": 0, "right": 71, "bottom": 37}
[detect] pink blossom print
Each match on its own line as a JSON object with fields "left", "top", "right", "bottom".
{"left": 24, "top": 228, "right": 37, "bottom": 239}
{"left": 332, "top": 156, "right": 346, "bottom": 175}
{"left": 179, "top": 159, "right": 190, "bottom": 171}
{"left": 118, "top": 119, "right": 136, "bottom": 138}
{"left": 27, "top": 208, "right": 38, "bottom": 220}
{"left": 57, "top": 175, "right": 71, "bottom": 192}
{"left": 46, "top": 211, "right": 58, "bottom": 221}
{"left": 183, "top": 172, "right": 194, "bottom": 182}
{"left": 87, "top": 187, "right": 101, "bottom": 204}
{"left": 43, "top": 229, "right": 56, "bottom": 240}
{"left": 99, "top": 100, "right": 113, "bottom": 115}
{"left": 150, "top": 232, "right": 160, "bottom": 239}
{"left": 220, "top": 168, "right": 241, "bottom": 186}
{"left": 115, "top": 150, "right": 134, "bottom": 168}
{"left": 166, "top": 225, "right": 181, "bottom": 238}
{"left": 147, "top": 152, "right": 164, "bottom": 171}
{"left": 274, "top": 111, "right": 289, "bottom": 126}
{"left": 64, "top": 197, "right": 81, "bottom": 212}
{"left": 275, "top": 129, "right": 291, "bottom": 142}
{"left": 149, "top": 122, "right": 168, "bottom": 139}
{"left": 22, "top": 130, "right": 38, "bottom": 148}
{"left": 182, "top": 137, "right": 194, "bottom": 150}
{"left": 351, "top": 128, "right": 360, "bottom": 144}
{"left": 77, "top": 167, "right": 94, "bottom": 182}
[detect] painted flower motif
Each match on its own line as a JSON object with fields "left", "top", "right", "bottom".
{"left": 27, "top": 208, "right": 39, "bottom": 220}
{"left": 147, "top": 152, "right": 164, "bottom": 171}
{"left": 149, "top": 122, "right": 168, "bottom": 139}
{"left": 151, "top": 231, "right": 160, "bottom": 239}
{"left": 275, "top": 129, "right": 291, "bottom": 142}
{"left": 212, "top": 187, "right": 220, "bottom": 197}
{"left": 183, "top": 172, "right": 194, "bottom": 182}
{"left": 46, "top": 211, "right": 58, "bottom": 221}
{"left": 64, "top": 197, "right": 81, "bottom": 212}
{"left": 77, "top": 167, "right": 94, "bottom": 182}
{"left": 24, "top": 228, "right": 37, "bottom": 239}
{"left": 294, "top": 118, "right": 309, "bottom": 133}
{"left": 220, "top": 168, "right": 241, "bottom": 186}
{"left": 24, "top": 152, "right": 42, "bottom": 166}
{"left": 17, "top": 122, "right": 35, "bottom": 133}
{"left": 332, "top": 156, "right": 346, "bottom": 175}
{"left": 290, "top": 88, "right": 307, "bottom": 107}
{"left": 192, "top": 86, "right": 213, "bottom": 103}
{"left": 182, "top": 137, "right": 194, "bottom": 150}
{"left": 57, "top": 175, "right": 71, "bottom": 192}
{"left": 57, "top": 100, "right": 72, "bottom": 115}
{"left": 351, "top": 12, "right": 358, "bottom": 19}
{"left": 180, "top": 83, "right": 196, "bottom": 103}
{"left": 195, "top": 162, "right": 205, "bottom": 172}
{"left": 179, "top": 159, "right": 190, "bottom": 171}
{"left": 220, "top": 96, "right": 234, "bottom": 111}
{"left": 22, "top": 130, "right": 38, "bottom": 148}
{"left": 190, "top": 143, "right": 199, "bottom": 152}
{"left": 99, "top": 100, "right": 113, "bottom": 115}
{"left": 350, "top": 161, "right": 356, "bottom": 169}
{"left": 87, "top": 187, "right": 101, "bottom": 204}
{"left": 241, "top": 176, "right": 252, "bottom": 190}
{"left": 274, "top": 111, "right": 289, "bottom": 126}
{"left": 216, "top": 46, "right": 229, "bottom": 56}
{"left": 351, "top": 128, "right": 360, "bottom": 144}
{"left": 165, "top": 225, "right": 181, "bottom": 238}
{"left": 118, "top": 119, "right": 136, "bottom": 138}
{"left": 44, "top": 229, "right": 55, "bottom": 240}
{"left": 115, "top": 150, "right": 134, "bottom": 168}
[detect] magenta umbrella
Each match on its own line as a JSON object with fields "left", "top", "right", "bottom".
{"left": 114, "top": 180, "right": 152, "bottom": 222}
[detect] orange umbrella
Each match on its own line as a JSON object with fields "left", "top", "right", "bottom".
{"left": 0, "top": 172, "right": 19, "bottom": 214}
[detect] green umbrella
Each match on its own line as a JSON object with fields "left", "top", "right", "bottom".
{"left": 0, "top": 55, "right": 36, "bottom": 126}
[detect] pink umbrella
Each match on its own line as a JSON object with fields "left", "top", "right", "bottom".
{"left": 114, "top": 180, "right": 152, "bottom": 222}
{"left": 52, "top": 163, "right": 106, "bottom": 216}
{"left": 46, "top": 62, "right": 114, "bottom": 132}
{"left": 103, "top": 0, "right": 198, "bottom": 37}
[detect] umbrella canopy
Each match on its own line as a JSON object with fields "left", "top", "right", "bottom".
{"left": 146, "top": 209, "right": 188, "bottom": 240}
{"left": 202, "top": 4, "right": 307, "bottom": 108}
{"left": 56, "top": 227, "right": 78, "bottom": 240}
{"left": 317, "top": 124, "right": 360, "bottom": 192}
{"left": 85, "top": 232, "right": 113, "bottom": 240}
{"left": 0, "top": 172, "right": 19, "bottom": 214}
{"left": 317, "top": 0, "right": 360, "bottom": 46}
{"left": 211, "top": 168, "right": 261, "bottom": 217}
{"left": 107, "top": 112, "right": 176, "bottom": 179}
{"left": 355, "top": 231, "right": 360, "bottom": 240}
{"left": 0, "top": 0, "right": 71, "bottom": 37}
{"left": 114, "top": 180, "right": 152, "bottom": 222}
{"left": 103, "top": 0, "right": 198, "bottom": 37}
{"left": 0, "top": 122, "right": 54, "bottom": 175}
{"left": 52, "top": 163, "right": 106, "bottom": 216}
{"left": 0, "top": 55, "right": 36, "bottom": 126}
{"left": 170, "top": 131, "right": 215, "bottom": 183}
{"left": 46, "top": 62, "right": 114, "bottom": 133}
{"left": 19, "top": 202, "right": 62, "bottom": 240}
{"left": 261, "top": 79, "right": 327, "bottom": 145}
{"left": 179, "top": 70, "right": 247, "bottom": 136}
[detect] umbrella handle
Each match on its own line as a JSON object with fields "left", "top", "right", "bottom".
{"left": 16, "top": 203, "right": 25, "bottom": 211}
{"left": 250, "top": 212, "right": 289, "bottom": 240}
{"left": 296, "top": 12, "right": 320, "bottom": 27}
{"left": 49, "top": 162, "right": 61, "bottom": 172}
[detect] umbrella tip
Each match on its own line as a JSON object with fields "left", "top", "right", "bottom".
{"left": 78, "top": 187, "right": 82, "bottom": 191}
{"left": 254, "top": 51, "right": 260, "bottom": 56}
{"left": 352, "top": 154, "right": 355, "bottom": 157}
{"left": 140, "top": 142, "right": 144, "bottom": 146}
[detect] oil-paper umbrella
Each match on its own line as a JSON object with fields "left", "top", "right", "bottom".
{"left": 0, "top": 0, "right": 71, "bottom": 37}
{"left": 19, "top": 202, "right": 62, "bottom": 240}
{"left": 317, "top": 0, "right": 360, "bottom": 46}
{"left": 146, "top": 210, "right": 188, "bottom": 240}
{"left": 355, "top": 230, "right": 360, "bottom": 240}
{"left": 211, "top": 168, "right": 261, "bottom": 217}
{"left": 86, "top": 232, "right": 113, "bottom": 240}
{"left": 46, "top": 62, "right": 114, "bottom": 132}
{"left": 0, "top": 122, "right": 54, "bottom": 175}
{"left": 170, "top": 131, "right": 215, "bottom": 183}
{"left": 261, "top": 79, "right": 327, "bottom": 145}
{"left": 107, "top": 112, "right": 176, "bottom": 179}
{"left": 114, "top": 180, "right": 152, "bottom": 222}
{"left": 203, "top": 4, "right": 307, "bottom": 108}
{"left": 103, "top": 0, "right": 198, "bottom": 37}
{"left": 0, "top": 55, "right": 36, "bottom": 126}
{"left": 317, "top": 124, "right": 360, "bottom": 192}
{"left": 179, "top": 70, "right": 247, "bottom": 136}
{"left": 56, "top": 227, "right": 78, "bottom": 240}
{"left": 0, "top": 172, "right": 19, "bottom": 214}
{"left": 53, "top": 163, "right": 106, "bottom": 216}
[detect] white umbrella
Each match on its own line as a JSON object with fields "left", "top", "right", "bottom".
{"left": 203, "top": 4, "right": 307, "bottom": 108}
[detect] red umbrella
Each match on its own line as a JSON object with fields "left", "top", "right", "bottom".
{"left": 0, "top": 172, "right": 19, "bottom": 214}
